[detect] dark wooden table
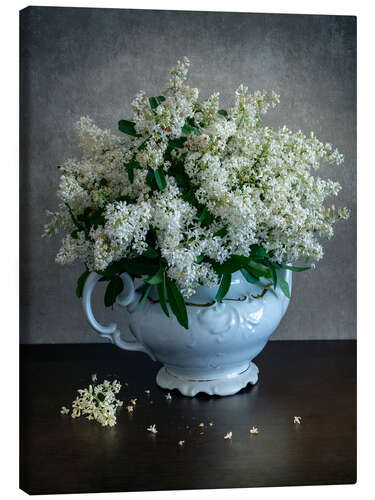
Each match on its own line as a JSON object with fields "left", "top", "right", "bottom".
{"left": 20, "top": 340, "right": 356, "bottom": 494}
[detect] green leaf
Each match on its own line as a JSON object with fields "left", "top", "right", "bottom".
{"left": 116, "top": 194, "right": 134, "bottom": 204}
{"left": 213, "top": 255, "right": 250, "bottom": 274}
{"left": 165, "top": 276, "right": 189, "bottom": 329}
{"left": 154, "top": 167, "right": 167, "bottom": 190}
{"left": 181, "top": 124, "right": 191, "bottom": 134}
{"left": 144, "top": 267, "right": 164, "bottom": 285}
{"left": 73, "top": 206, "right": 105, "bottom": 234}
{"left": 269, "top": 265, "right": 277, "bottom": 290}
{"left": 157, "top": 278, "right": 170, "bottom": 317}
{"left": 305, "top": 257, "right": 310, "bottom": 263}
{"left": 250, "top": 244, "right": 269, "bottom": 259}
{"left": 199, "top": 207, "right": 208, "bottom": 224}
{"left": 75, "top": 270, "right": 90, "bottom": 298}
{"left": 139, "top": 284, "right": 152, "bottom": 311}
{"left": 146, "top": 168, "right": 158, "bottom": 191}
{"left": 126, "top": 164, "right": 134, "bottom": 183}
{"left": 213, "top": 227, "right": 228, "bottom": 238}
{"left": 182, "top": 123, "right": 201, "bottom": 136}
{"left": 149, "top": 97, "right": 158, "bottom": 109}
{"left": 123, "top": 258, "right": 159, "bottom": 277}
{"left": 182, "top": 188, "right": 196, "bottom": 205}
{"left": 118, "top": 120, "right": 140, "bottom": 137}
{"left": 218, "top": 109, "right": 228, "bottom": 117}
{"left": 215, "top": 274, "right": 232, "bottom": 302}
{"left": 194, "top": 254, "right": 205, "bottom": 264}
{"left": 199, "top": 207, "right": 212, "bottom": 225}
{"left": 124, "top": 160, "right": 140, "bottom": 184}
{"left": 104, "top": 276, "right": 124, "bottom": 307}
{"left": 240, "top": 268, "right": 259, "bottom": 284}
{"left": 100, "top": 260, "right": 127, "bottom": 281}
{"left": 268, "top": 261, "right": 281, "bottom": 269}
{"left": 143, "top": 246, "right": 159, "bottom": 259}
{"left": 278, "top": 274, "right": 291, "bottom": 298}
{"left": 149, "top": 95, "right": 166, "bottom": 109}
{"left": 168, "top": 162, "right": 190, "bottom": 189}
{"left": 279, "top": 264, "right": 310, "bottom": 272}
{"left": 86, "top": 209, "right": 106, "bottom": 230}
{"left": 246, "top": 260, "right": 272, "bottom": 279}
{"left": 168, "top": 137, "right": 187, "bottom": 150}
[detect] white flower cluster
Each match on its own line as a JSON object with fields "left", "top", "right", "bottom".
{"left": 70, "top": 379, "right": 123, "bottom": 427}
{"left": 46, "top": 57, "right": 349, "bottom": 297}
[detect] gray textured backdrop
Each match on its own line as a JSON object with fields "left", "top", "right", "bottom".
{"left": 20, "top": 7, "right": 356, "bottom": 344}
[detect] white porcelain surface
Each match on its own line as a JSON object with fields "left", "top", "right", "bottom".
{"left": 82, "top": 270, "right": 292, "bottom": 396}
{"left": 156, "top": 362, "right": 259, "bottom": 397}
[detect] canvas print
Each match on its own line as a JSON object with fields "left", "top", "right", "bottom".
{"left": 20, "top": 7, "right": 356, "bottom": 494}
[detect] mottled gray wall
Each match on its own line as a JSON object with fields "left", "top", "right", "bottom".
{"left": 20, "top": 7, "right": 356, "bottom": 343}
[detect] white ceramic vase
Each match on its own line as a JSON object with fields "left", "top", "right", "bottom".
{"left": 82, "top": 269, "right": 292, "bottom": 397}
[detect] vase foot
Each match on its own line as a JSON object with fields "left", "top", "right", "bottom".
{"left": 156, "top": 362, "right": 259, "bottom": 397}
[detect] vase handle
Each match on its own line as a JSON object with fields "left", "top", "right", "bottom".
{"left": 82, "top": 272, "right": 156, "bottom": 360}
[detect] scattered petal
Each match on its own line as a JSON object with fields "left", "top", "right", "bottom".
{"left": 209, "top": 422, "right": 214, "bottom": 427}
{"left": 224, "top": 432, "right": 232, "bottom": 440}
{"left": 70, "top": 378, "right": 122, "bottom": 427}
{"left": 293, "top": 416, "right": 302, "bottom": 424}
{"left": 250, "top": 426, "right": 259, "bottom": 435}
{"left": 60, "top": 406, "right": 70, "bottom": 415}
{"left": 178, "top": 440, "right": 185, "bottom": 447}
{"left": 165, "top": 392, "right": 172, "bottom": 400}
{"left": 145, "top": 390, "right": 150, "bottom": 394}
{"left": 147, "top": 424, "right": 158, "bottom": 434}
{"left": 126, "top": 405, "right": 134, "bottom": 413}
{"left": 199, "top": 423, "right": 204, "bottom": 427}
{"left": 130, "top": 398, "right": 137, "bottom": 406}
{"left": 91, "top": 374, "right": 97, "bottom": 382}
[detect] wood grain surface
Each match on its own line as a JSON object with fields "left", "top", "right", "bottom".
{"left": 20, "top": 341, "right": 356, "bottom": 494}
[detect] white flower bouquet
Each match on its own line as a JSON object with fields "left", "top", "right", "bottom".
{"left": 45, "top": 58, "right": 349, "bottom": 329}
